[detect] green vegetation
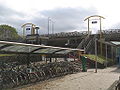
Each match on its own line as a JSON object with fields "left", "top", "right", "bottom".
{"left": 0, "top": 24, "right": 20, "bottom": 40}
{"left": 0, "top": 54, "right": 15, "bottom": 57}
{"left": 85, "top": 54, "right": 113, "bottom": 64}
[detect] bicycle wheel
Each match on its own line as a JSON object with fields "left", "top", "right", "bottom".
{"left": 28, "top": 73, "right": 38, "bottom": 83}
{"left": 3, "top": 76, "right": 16, "bottom": 89}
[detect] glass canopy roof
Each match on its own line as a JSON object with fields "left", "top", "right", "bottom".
{"left": 34, "top": 48, "right": 61, "bottom": 54}
{"left": 55, "top": 50, "right": 71, "bottom": 54}
{"left": 1, "top": 45, "right": 41, "bottom": 53}
{"left": 0, "top": 41, "right": 84, "bottom": 55}
{"left": 111, "top": 41, "right": 120, "bottom": 46}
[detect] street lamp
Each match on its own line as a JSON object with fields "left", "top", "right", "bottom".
{"left": 48, "top": 17, "right": 50, "bottom": 36}
{"left": 48, "top": 17, "right": 55, "bottom": 36}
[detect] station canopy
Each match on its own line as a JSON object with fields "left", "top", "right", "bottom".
{"left": 111, "top": 41, "right": 120, "bottom": 46}
{"left": 0, "top": 41, "right": 84, "bottom": 55}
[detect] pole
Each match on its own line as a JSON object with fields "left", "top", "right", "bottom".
{"left": 48, "top": 17, "right": 50, "bottom": 36}
{"left": 95, "top": 37, "right": 97, "bottom": 73}
{"left": 116, "top": 47, "right": 118, "bottom": 65}
{"left": 100, "top": 17, "right": 103, "bottom": 56}
{"left": 88, "top": 18, "right": 90, "bottom": 36}
{"left": 100, "top": 17, "right": 102, "bottom": 39}
{"left": 78, "top": 51, "right": 81, "bottom": 61}
{"left": 105, "top": 44, "right": 107, "bottom": 67}
{"left": 111, "top": 46, "right": 114, "bottom": 61}
{"left": 52, "top": 22, "right": 54, "bottom": 34}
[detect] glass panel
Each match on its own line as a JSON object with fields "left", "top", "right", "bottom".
{"left": 0, "top": 44, "right": 6, "bottom": 47}
{"left": 111, "top": 41, "right": 120, "bottom": 45}
{"left": 34, "top": 48, "right": 60, "bottom": 54}
{"left": 0, "top": 43, "right": 72, "bottom": 55}
{"left": 1, "top": 45, "right": 26, "bottom": 52}
{"left": 1, "top": 45, "right": 40, "bottom": 53}
{"left": 55, "top": 50, "right": 71, "bottom": 54}
{"left": 17, "top": 46, "right": 39, "bottom": 52}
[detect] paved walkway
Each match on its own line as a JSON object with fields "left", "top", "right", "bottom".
{"left": 18, "top": 66, "right": 120, "bottom": 90}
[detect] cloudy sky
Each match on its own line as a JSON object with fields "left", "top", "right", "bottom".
{"left": 0, "top": 0, "right": 120, "bottom": 35}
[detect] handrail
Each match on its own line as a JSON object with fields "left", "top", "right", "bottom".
{"left": 77, "top": 35, "right": 89, "bottom": 49}
{"left": 85, "top": 35, "right": 96, "bottom": 53}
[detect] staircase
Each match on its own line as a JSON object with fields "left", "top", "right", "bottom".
{"left": 77, "top": 35, "right": 95, "bottom": 53}
{"left": 85, "top": 35, "right": 96, "bottom": 54}
{"left": 77, "top": 35, "right": 88, "bottom": 49}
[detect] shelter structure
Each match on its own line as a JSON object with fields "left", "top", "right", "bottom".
{"left": 110, "top": 41, "right": 120, "bottom": 67}
{"left": 0, "top": 41, "right": 84, "bottom": 66}
{"left": 96, "top": 40, "right": 120, "bottom": 67}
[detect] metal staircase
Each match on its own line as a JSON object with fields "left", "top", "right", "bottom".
{"left": 77, "top": 35, "right": 95, "bottom": 53}
{"left": 77, "top": 35, "right": 90, "bottom": 49}
{"left": 84, "top": 35, "right": 96, "bottom": 54}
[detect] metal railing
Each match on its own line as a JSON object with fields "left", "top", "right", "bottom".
{"left": 85, "top": 35, "right": 96, "bottom": 53}
{"left": 41, "top": 31, "right": 88, "bottom": 38}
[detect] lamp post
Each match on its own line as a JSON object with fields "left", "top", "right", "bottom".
{"left": 105, "top": 44, "right": 108, "bottom": 67}
{"left": 48, "top": 17, "right": 55, "bottom": 35}
{"left": 48, "top": 17, "right": 51, "bottom": 36}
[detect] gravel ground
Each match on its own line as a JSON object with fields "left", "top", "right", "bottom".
{"left": 16, "top": 66, "right": 120, "bottom": 90}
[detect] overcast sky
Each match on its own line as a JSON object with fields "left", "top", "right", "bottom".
{"left": 0, "top": 0, "right": 120, "bottom": 35}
